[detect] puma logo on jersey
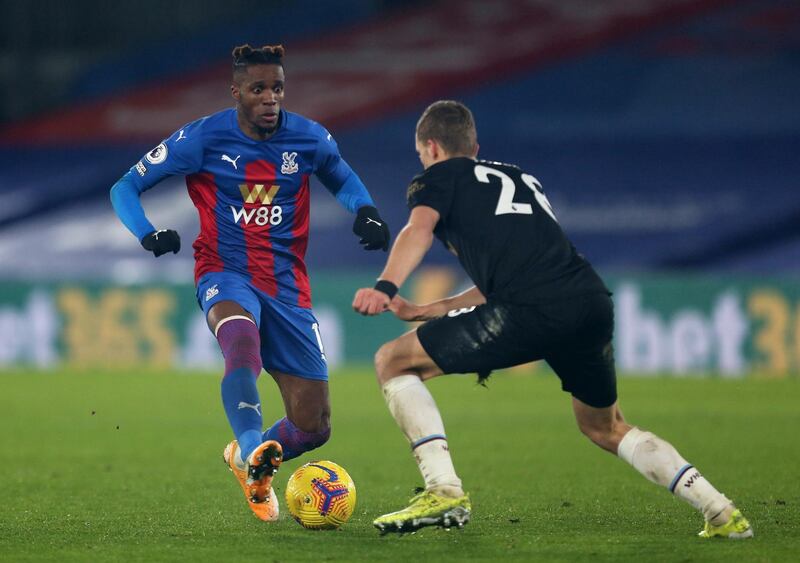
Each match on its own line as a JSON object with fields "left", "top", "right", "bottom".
{"left": 175, "top": 129, "right": 187, "bottom": 142}
{"left": 281, "top": 151, "right": 298, "bottom": 174}
{"left": 237, "top": 401, "right": 261, "bottom": 416}
{"left": 366, "top": 218, "right": 382, "bottom": 227}
{"left": 222, "top": 154, "right": 241, "bottom": 169}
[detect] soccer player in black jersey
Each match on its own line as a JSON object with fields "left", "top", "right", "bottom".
{"left": 353, "top": 100, "right": 752, "bottom": 538}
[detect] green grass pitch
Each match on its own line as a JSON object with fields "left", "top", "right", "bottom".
{"left": 0, "top": 367, "right": 798, "bottom": 562}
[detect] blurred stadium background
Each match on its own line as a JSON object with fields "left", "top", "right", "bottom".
{"left": 1, "top": 0, "right": 798, "bottom": 378}
{"left": 2, "top": 1, "right": 800, "bottom": 560}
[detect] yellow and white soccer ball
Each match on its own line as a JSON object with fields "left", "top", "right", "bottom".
{"left": 285, "top": 460, "right": 356, "bottom": 529}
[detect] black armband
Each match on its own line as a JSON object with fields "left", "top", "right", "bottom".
{"left": 374, "top": 280, "right": 398, "bottom": 300}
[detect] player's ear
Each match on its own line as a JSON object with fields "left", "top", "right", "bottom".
{"left": 230, "top": 83, "right": 240, "bottom": 102}
{"left": 472, "top": 143, "right": 480, "bottom": 158}
{"left": 427, "top": 139, "right": 439, "bottom": 159}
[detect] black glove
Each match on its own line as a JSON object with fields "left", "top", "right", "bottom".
{"left": 141, "top": 229, "right": 181, "bottom": 257}
{"left": 353, "top": 206, "right": 390, "bottom": 251}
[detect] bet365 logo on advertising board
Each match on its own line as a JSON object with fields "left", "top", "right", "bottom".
{"left": 614, "top": 281, "right": 800, "bottom": 376}
{"left": 1, "top": 278, "right": 799, "bottom": 375}
{"left": 231, "top": 184, "right": 282, "bottom": 226}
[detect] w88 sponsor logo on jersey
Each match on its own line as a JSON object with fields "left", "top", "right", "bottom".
{"left": 231, "top": 205, "right": 283, "bottom": 226}
{"left": 231, "top": 183, "right": 283, "bottom": 226}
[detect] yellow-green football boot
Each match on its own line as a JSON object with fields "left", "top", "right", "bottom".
{"left": 373, "top": 489, "right": 471, "bottom": 534}
{"left": 698, "top": 509, "right": 753, "bottom": 539}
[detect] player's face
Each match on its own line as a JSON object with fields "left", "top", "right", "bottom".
{"left": 232, "top": 64, "right": 285, "bottom": 136}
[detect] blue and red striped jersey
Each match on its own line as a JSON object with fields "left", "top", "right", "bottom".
{"left": 126, "top": 108, "right": 371, "bottom": 308}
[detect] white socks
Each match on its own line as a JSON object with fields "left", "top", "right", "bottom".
{"left": 382, "top": 375, "right": 464, "bottom": 497}
{"left": 381, "top": 376, "right": 733, "bottom": 518}
{"left": 618, "top": 427, "right": 732, "bottom": 524}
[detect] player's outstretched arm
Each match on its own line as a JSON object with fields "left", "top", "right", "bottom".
{"left": 110, "top": 124, "right": 202, "bottom": 257}
{"left": 110, "top": 172, "right": 180, "bottom": 257}
{"left": 389, "top": 286, "right": 486, "bottom": 322}
{"left": 352, "top": 206, "right": 437, "bottom": 316}
{"left": 313, "top": 131, "right": 390, "bottom": 251}
{"left": 325, "top": 171, "right": 390, "bottom": 251}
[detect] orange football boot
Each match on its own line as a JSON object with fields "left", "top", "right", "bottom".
{"left": 223, "top": 439, "right": 283, "bottom": 521}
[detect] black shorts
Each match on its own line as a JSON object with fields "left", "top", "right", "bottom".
{"left": 416, "top": 293, "right": 617, "bottom": 408}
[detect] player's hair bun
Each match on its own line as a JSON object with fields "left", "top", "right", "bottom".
{"left": 232, "top": 45, "right": 254, "bottom": 59}
{"left": 232, "top": 44, "right": 285, "bottom": 66}
{"left": 262, "top": 45, "right": 285, "bottom": 58}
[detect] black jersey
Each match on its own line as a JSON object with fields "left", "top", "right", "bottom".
{"left": 406, "top": 157, "right": 609, "bottom": 304}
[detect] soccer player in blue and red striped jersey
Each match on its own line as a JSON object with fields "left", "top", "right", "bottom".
{"left": 110, "top": 44, "right": 390, "bottom": 521}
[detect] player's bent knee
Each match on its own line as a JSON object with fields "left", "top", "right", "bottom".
{"left": 374, "top": 341, "right": 398, "bottom": 381}
{"left": 375, "top": 334, "right": 433, "bottom": 384}
{"left": 309, "top": 411, "right": 331, "bottom": 438}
